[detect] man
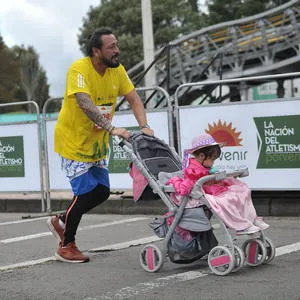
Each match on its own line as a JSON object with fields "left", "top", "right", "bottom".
{"left": 47, "top": 27, "right": 154, "bottom": 263}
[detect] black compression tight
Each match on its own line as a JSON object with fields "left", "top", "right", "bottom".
{"left": 60, "top": 184, "right": 110, "bottom": 246}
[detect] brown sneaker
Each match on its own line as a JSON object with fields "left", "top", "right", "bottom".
{"left": 55, "top": 242, "right": 89, "bottom": 263}
{"left": 47, "top": 215, "right": 64, "bottom": 243}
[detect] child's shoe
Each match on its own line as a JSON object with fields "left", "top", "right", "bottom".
{"left": 237, "top": 224, "right": 260, "bottom": 235}
{"left": 254, "top": 217, "right": 270, "bottom": 230}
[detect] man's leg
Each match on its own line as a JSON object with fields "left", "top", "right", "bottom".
{"left": 54, "top": 184, "right": 110, "bottom": 263}
{"left": 63, "top": 184, "right": 110, "bottom": 245}
{"left": 48, "top": 183, "right": 110, "bottom": 242}
{"left": 48, "top": 158, "right": 109, "bottom": 263}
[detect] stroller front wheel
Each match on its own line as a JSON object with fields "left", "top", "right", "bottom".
{"left": 262, "top": 236, "right": 276, "bottom": 264}
{"left": 242, "top": 238, "right": 267, "bottom": 266}
{"left": 139, "top": 244, "right": 164, "bottom": 272}
{"left": 208, "top": 245, "right": 235, "bottom": 276}
{"left": 231, "top": 245, "right": 245, "bottom": 273}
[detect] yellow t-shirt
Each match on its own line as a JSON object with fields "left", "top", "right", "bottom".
{"left": 54, "top": 57, "right": 134, "bottom": 162}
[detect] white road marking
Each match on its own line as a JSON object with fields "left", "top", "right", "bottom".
{"left": 0, "top": 256, "right": 55, "bottom": 272}
{"left": 0, "top": 216, "right": 48, "bottom": 226}
{"left": 0, "top": 235, "right": 161, "bottom": 272}
{"left": 88, "top": 271, "right": 208, "bottom": 300}
{"left": 89, "top": 236, "right": 162, "bottom": 252}
{"left": 85, "top": 241, "right": 300, "bottom": 300}
{"left": 0, "top": 217, "right": 149, "bottom": 244}
{"left": 1, "top": 232, "right": 52, "bottom": 243}
{"left": 78, "top": 217, "right": 149, "bottom": 230}
{"left": 275, "top": 242, "right": 300, "bottom": 257}
{"left": 0, "top": 238, "right": 299, "bottom": 274}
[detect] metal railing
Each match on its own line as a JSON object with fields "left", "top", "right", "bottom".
{"left": 128, "top": 0, "right": 300, "bottom": 106}
{"left": 174, "top": 72, "right": 300, "bottom": 157}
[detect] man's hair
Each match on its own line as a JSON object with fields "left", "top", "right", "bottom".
{"left": 86, "top": 27, "right": 114, "bottom": 57}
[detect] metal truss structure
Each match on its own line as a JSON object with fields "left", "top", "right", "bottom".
{"left": 119, "top": 0, "right": 300, "bottom": 109}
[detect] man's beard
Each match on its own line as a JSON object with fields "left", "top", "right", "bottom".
{"left": 103, "top": 55, "right": 120, "bottom": 68}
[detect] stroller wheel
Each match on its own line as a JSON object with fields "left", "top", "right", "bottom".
{"left": 208, "top": 246, "right": 235, "bottom": 276}
{"left": 262, "top": 236, "right": 276, "bottom": 264}
{"left": 242, "top": 239, "right": 267, "bottom": 267}
{"left": 139, "top": 244, "right": 164, "bottom": 273}
{"left": 231, "top": 245, "right": 245, "bottom": 273}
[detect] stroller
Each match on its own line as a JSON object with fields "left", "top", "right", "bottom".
{"left": 121, "top": 132, "right": 276, "bottom": 276}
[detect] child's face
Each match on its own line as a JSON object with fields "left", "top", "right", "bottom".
{"left": 195, "top": 153, "right": 218, "bottom": 168}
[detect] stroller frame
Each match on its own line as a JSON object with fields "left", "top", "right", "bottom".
{"left": 121, "top": 132, "right": 276, "bottom": 276}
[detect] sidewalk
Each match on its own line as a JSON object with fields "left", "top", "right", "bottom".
{"left": 0, "top": 190, "right": 299, "bottom": 216}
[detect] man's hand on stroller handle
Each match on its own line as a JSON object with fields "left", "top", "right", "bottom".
{"left": 140, "top": 127, "right": 154, "bottom": 136}
{"left": 110, "top": 127, "right": 131, "bottom": 140}
{"left": 110, "top": 126, "right": 154, "bottom": 141}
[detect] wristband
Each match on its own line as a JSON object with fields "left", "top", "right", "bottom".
{"left": 140, "top": 124, "right": 150, "bottom": 129}
{"left": 108, "top": 126, "right": 115, "bottom": 134}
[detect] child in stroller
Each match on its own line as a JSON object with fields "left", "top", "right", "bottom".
{"left": 123, "top": 132, "right": 275, "bottom": 276}
{"left": 167, "top": 133, "right": 269, "bottom": 235}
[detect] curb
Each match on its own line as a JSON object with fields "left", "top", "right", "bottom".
{"left": 0, "top": 191, "right": 299, "bottom": 216}
{"left": 0, "top": 197, "right": 166, "bottom": 215}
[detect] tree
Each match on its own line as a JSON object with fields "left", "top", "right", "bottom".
{"left": 205, "top": 0, "right": 291, "bottom": 26}
{"left": 78, "top": 0, "right": 207, "bottom": 69}
{"left": 268, "top": 0, "right": 291, "bottom": 7}
{"left": 0, "top": 35, "right": 4, "bottom": 50}
{"left": 0, "top": 37, "right": 20, "bottom": 112}
{"left": 12, "top": 46, "right": 49, "bottom": 112}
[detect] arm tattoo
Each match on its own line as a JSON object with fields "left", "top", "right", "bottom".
{"left": 75, "top": 93, "right": 113, "bottom": 132}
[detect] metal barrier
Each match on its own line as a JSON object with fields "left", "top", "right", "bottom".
{"left": 174, "top": 73, "right": 300, "bottom": 190}
{"left": 0, "top": 101, "right": 45, "bottom": 211}
{"left": 134, "top": 86, "right": 174, "bottom": 147}
{"left": 42, "top": 98, "right": 62, "bottom": 213}
{"left": 42, "top": 86, "right": 173, "bottom": 212}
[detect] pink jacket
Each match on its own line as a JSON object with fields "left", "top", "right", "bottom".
{"left": 167, "top": 158, "right": 229, "bottom": 196}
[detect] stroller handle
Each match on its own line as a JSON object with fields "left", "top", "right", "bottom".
{"left": 117, "top": 130, "right": 158, "bottom": 150}
{"left": 114, "top": 130, "right": 141, "bottom": 149}
{"left": 192, "top": 168, "right": 249, "bottom": 191}
{"left": 226, "top": 168, "right": 249, "bottom": 178}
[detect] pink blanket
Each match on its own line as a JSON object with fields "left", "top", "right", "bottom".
{"left": 129, "top": 163, "right": 148, "bottom": 202}
{"left": 168, "top": 175, "right": 257, "bottom": 231}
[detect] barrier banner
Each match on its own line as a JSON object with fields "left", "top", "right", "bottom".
{"left": 0, "top": 123, "right": 41, "bottom": 192}
{"left": 108, "top": 126, "right": 138, "bottom": 173}
{"left": 254, "top": 115, "right": 300, "bottom": 169}
{"left": 0, "top": 136, "right": 25, "bottom": 177}
{"left": 178, "top": 100, "right": 300, "bottom": 190}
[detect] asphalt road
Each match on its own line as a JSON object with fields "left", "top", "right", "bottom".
{"left": 0, "top": 213, "right": 299, "bottom": 300}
